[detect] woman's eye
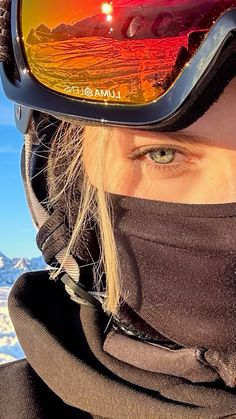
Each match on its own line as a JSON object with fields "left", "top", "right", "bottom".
{"left": 148, "top": 148, "right": 177, "bottom": 164}
{"left": 128, "top": 145, "right": 197, "bottom": 178}
{"left": 133, "top": 146, "right": 187, "bottom": 166}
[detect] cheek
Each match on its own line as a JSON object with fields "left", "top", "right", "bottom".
{"left": 103, "top": 147, "right": 132, "bottom": 193}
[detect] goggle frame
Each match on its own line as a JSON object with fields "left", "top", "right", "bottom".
{"left": 1, "top": 1, "right": 236, "bottom": 132}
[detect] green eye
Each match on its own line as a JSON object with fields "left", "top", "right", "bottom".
{"left": 149, "top": 148, "right": 175, "bottom": 164}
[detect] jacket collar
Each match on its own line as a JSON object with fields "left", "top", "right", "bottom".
{"left": 8, "top": 270, "right": 236, "bottom": 418}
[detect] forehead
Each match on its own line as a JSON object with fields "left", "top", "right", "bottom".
{"left": 111, "top": 77, "right": 236, "bottom": 151}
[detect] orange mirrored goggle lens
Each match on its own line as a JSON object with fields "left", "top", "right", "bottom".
{"left": 20, "top": 0, "right": 236, "bottom": 105}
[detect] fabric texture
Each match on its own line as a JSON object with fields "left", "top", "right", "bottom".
{"left": 109, "top": 192, "right": 236, "bottom": 386}
{"left": 1, "top": 270, "right": 236, "bottom": 418}
{"left": 0, "top": 359, "right": 92, "bottom": 419}
{"left": 103, "top": 330, "right": 218, "bottom": 382}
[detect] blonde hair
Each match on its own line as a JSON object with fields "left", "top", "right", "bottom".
{"left": 45, "top": 120, "right": 121, "bottom": 315}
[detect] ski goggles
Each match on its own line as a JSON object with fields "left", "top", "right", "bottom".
{"left": 1, "top": 0, "right": 236, "bottom": 133}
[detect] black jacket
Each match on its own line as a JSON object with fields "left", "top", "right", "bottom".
{"left": 1, "top": 271, "right": 236, "bottom": 419}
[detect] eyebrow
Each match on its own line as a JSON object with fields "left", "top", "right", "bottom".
{"left": 133, "top": 128, "right": 213, "bottom": 146}
{"left": 165, "top": 132, "right": 213, "bottom": 146}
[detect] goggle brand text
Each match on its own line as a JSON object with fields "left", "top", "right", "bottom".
{"left": 64, "top": 86, "right": 121, "bottom": 100}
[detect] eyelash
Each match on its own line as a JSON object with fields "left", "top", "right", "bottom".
{"left": 129, "top": 145, "right": 193, "bottom": 176}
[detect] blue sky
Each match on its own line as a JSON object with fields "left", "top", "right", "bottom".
{"left": 0, "top": 84, "right": 41, "bottom": 259}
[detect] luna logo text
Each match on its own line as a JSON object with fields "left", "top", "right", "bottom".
{"left": 64, "top": 86, "right": 121, "bottom": 100}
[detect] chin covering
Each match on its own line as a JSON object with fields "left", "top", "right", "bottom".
{"left": 109, "top": 192, "right": 236, "bottom": 387}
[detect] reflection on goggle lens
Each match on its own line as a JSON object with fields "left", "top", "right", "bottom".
{"left": 20, "top": 0, "right": 236, "bottom": 105}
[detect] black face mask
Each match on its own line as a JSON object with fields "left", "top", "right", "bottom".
{"left": 111, "top": 192, "right": 236, "bottom": 350}
{"left": 109, "top": 193, "right": 236, "bottom": 386}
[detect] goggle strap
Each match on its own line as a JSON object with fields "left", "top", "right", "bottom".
{"left": 0, "top": 0, "right": 11, "bottom": 63}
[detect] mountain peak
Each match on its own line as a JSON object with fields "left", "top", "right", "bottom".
{"left": 0, "top": 252, "right": 47, "bottom": 286}
{"left": 0, "top": 251, "right": 8, "bottom": 259}
{"left": 36, "top": 24, "right": 51, "bottom": 33}
{"left": 13, "top": 257, "right": 30, "bottom": 270}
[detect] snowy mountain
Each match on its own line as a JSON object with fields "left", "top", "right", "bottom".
{"left": 0, "top": 251, "right": 47, "bottom": 286}
{"left": 26, "top": 0, "right": 213, "bottom": 45}
{"left": 0, "top": 252, "right": 48, "bottom": 364}
{"left": 0, "top": 287, "right": 25, "bottom": 364}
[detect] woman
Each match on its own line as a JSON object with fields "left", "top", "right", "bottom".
{"left": 1, "top": 0, "right": 236, "bottom": 417}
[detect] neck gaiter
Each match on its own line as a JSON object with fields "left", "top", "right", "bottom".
{"left": 109, "top": 193, "right": 236, "bottom": 386}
